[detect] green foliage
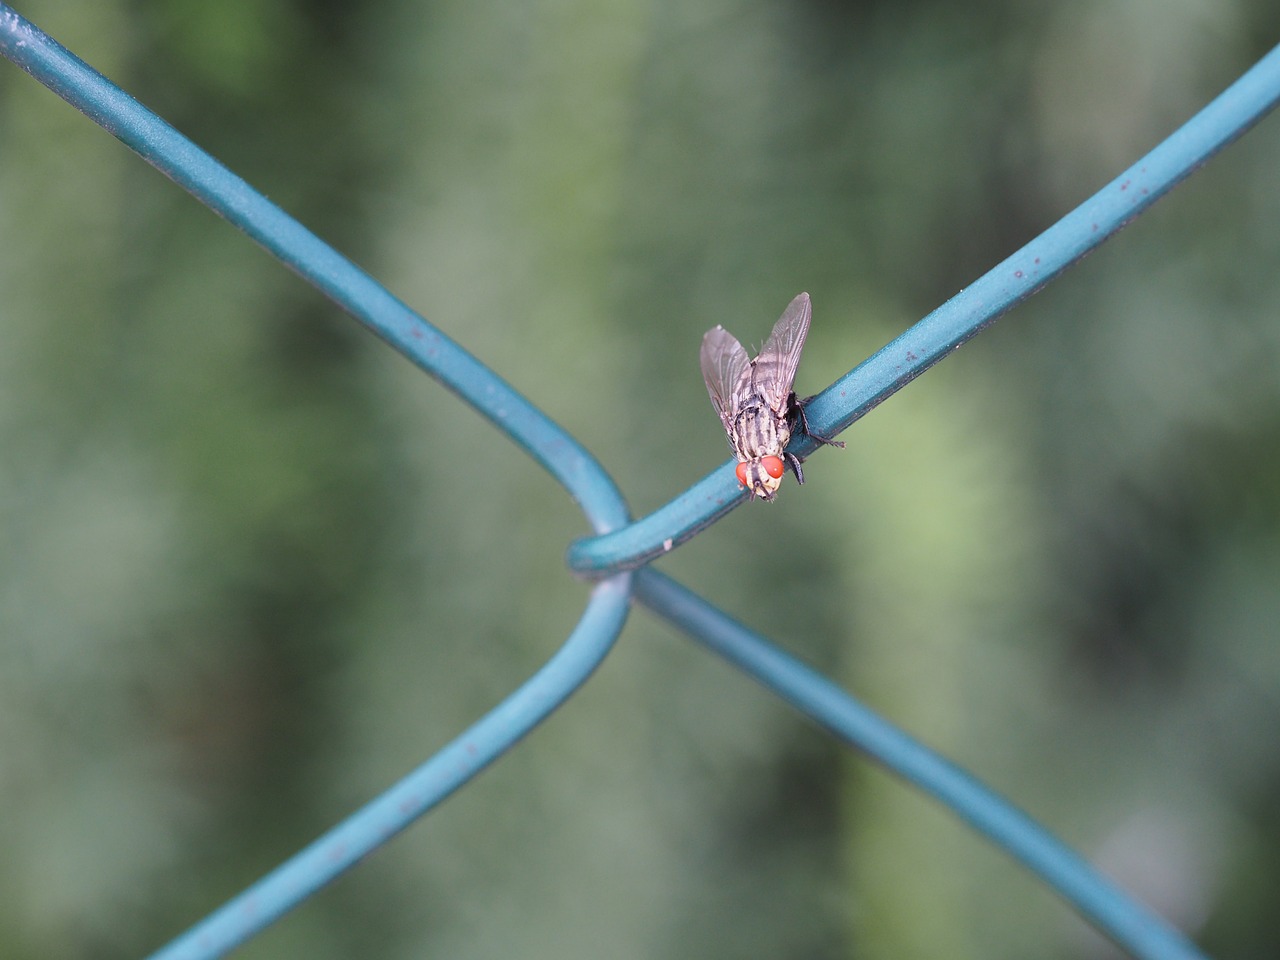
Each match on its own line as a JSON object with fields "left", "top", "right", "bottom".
{"left": 2, "top": 1, "right": 1280, "bottom": 958}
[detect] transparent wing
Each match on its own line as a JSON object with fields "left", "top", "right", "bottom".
{"left": 700, "top": 325, "right": 751, "bottom": 429}
{"left": 752, "top": 292, "right": 812, "bottom": 405}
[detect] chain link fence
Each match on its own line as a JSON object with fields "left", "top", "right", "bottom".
{"left": 4, "top": 6, "right": 1279, "bottom": 959}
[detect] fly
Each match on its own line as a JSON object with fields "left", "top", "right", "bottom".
{"left": 700, "top": 292, "right": 844, "bottom": 501}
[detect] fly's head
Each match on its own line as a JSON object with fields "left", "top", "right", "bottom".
{"left": 736, "top": 456, "right": 786, "bottom": 501}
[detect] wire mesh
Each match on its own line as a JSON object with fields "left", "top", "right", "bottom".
{"left": 3, "top": 6, "right": 1279, "bottom": 959}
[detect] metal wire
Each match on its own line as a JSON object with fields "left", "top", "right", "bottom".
{"left": 3, "top": 6, "right": 1278, "bottom": 959}
{"left": 148, "top": 575, "right": 632, "bottom": 960}
{"left": 633, "top": 569, "right": 1206, "bottom": 960}
{"left": 567, "top": 42, "right": 1280, "bottom": 577}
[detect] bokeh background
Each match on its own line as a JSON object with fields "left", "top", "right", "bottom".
{"left": 3, "top": 1, "right": 1280, "bottom": 958}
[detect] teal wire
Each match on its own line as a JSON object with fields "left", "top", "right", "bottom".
{"left": 0, "top": 6, "right": 628, "bottom": 535}
{"left": 567, "top": 42, "right": 1280, "bottom": 577}
{"left": 0, "top": 8, "right": 635, "bottom": 959}
{"left": 148, "top": 576, "right": 631, "bottom": 960}
{"left": 635, "top": 569, "right": 1208, "bottom": 960}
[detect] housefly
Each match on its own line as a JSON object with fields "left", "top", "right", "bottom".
{"left": 700, "top": 292, "right": 844, "bottom": 501}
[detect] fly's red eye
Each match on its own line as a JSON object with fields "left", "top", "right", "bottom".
{"left": 735, "top": 462, "right": 750, "bottom": 486}
{"left": 761, "top": 456, "right": 785, "bottom": 479}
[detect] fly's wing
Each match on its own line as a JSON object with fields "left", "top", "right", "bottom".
{"left": 700, "top": 325, "right": 751, "bottom": 430}
{"left": 752, "top": 292, "right": 811, "bottom": 407}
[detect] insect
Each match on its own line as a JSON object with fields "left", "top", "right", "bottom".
{"left": 700, "top": 292, "right": 844, "bottom": 501}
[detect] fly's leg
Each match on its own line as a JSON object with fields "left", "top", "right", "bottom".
{"left": 782, "top": 394, "right": 842, "bottom": 488}
{"left": 787, "top": 393, "right": 846, "bottom": 448}
{"left": 784, "top": 451, "right": 805, "bottom": 485}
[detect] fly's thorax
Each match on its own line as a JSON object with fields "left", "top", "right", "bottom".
{"left": 730, "top": 395, "right": 792, "bottom": 460}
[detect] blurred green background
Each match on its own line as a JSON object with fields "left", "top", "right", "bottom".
{"left": 3, "top": 1, "right": 1280, "bottom": 958}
